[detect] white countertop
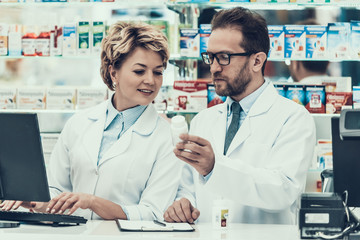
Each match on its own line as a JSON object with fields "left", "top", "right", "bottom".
{"left": 0, "top": 220, "right": 302, "bottom": 240}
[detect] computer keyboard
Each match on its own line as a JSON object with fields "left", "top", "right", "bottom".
{"left": 0, "top": 210, "right": 87, "bottom": 226}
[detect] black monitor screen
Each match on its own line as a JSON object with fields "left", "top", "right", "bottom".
{"left": 331, "top": 117, "right": 360, "bottom": 207}
{"left": 0, "top": 113, "right": 50, "bottom": 202}
{"left": 345, "top": 111, "right": 360, "bottom": 130}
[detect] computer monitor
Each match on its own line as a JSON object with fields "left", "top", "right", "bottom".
{"left": 0, "top": 113, "right": 50, "bottom": 202}
{"left": 331, "top": 116, "right": 360, "bottom": 207}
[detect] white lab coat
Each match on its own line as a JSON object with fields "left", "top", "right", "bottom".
{"left": 178, "top": 82, "right": 316, "bottom": 224}
{"left": 48, "top": 99, "right": 181, "bottom": 220}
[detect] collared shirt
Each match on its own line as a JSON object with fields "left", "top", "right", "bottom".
{"left": 226, "top": 79, "right": 270, "bottom": 131}
{"left": 97, "top": 96, "right": 147, "bottom": 165}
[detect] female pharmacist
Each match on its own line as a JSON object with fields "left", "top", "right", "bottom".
{"left": 0, "top": 22, "right": 181, "bottom": 221}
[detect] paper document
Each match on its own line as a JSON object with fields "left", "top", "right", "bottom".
{"left": 116, "top": 219, "right": 195, "bottom": 232}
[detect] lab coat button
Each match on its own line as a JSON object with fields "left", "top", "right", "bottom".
{"left": 95, "top": 170, "right": 99, "bottom": 175}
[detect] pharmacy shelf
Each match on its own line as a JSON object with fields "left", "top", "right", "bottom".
{"left": 167, "top": 1, "right": 360, "bottom": 10}
{"left": 0, "top": 109, "right": 76, "bottom": 114}
{"left": 0, "top": 0, "right": 166, "bottom": 8}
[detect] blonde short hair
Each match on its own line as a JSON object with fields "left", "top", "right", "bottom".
{"left": 100, "top": 21, "right": 170, "bottom": 90}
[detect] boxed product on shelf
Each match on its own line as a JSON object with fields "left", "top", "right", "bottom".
{"left": 304, "top": 85, "right": 326, "bottom": 113}
{"left": 63, "top": 23, "right": 77, "bottom": 56}
{"left": 305, "top": 25, "right": 327, "bottom": 59}
{"left": 0, "top": 23, "right": 8, "bottom": 56}
{"left": 179, "top": 28, "right": 199, "bottom": 58}
{"left": 327, "top": 22, "right": 350, "bottom": 59}
{"left": 285, "top": 85, "right": 306, "bottom": 106}
{"left": 199, "top": 24, "right": 211, "bottom": 55}
{"left": 17, "top": 87, "right": 46, "bottom": 110}
{"left": 353, "top": 86, "right": 360, "bottom": 109}
{"left": 350, "top": 21, "right": 360, "bottom": 60}
{"left": 46, "top": 87, "right": 76, "bottom": 110}
{"left": 36, "top": 25, "right": 51, "bottom": 57}
{"left": 152, "top": 85, "right": 169, "bottom": 112}
{"left": 268, "top": 25, "right": 284, "bottom": 59}
{"left": 207, "top": 84, "right": 226, "bottom": 108}
{"left": 40, "top": 133, "right": 60, "bottom": 166}
{"left": 50, "top": 25, "right": 63, "bottom": 56}
{"left": 274, "top": 84, "right": 287, "bottom": 97}
{"left": 78, "top": 21, "right": 91, "bottom": 56}
{"left": 22, "top": 25, "right": 37, "bottom": 56}
{"left": 326, "top": 92, "right": 353, "bottom": 114}
{"left": 0, "top": 88, "right": 16, "bottom": 109}
{"left": 284, "top": 25, "right": 306, "bottom": 59}
{"left": 8, "top": 24, "right": 21, "bottom": 56}
{"left": 321, "top": 76, "right": 352, "bottom": 92}
{"left": 317, "top": 139, "right": 332, "bottom": 169}
{"left": 76, "top": 87, "right": 108, "bottom": 109}
{"left": 173, "top": 80, "right": 207, "bottom": 112}
{"left": 92, "top": 21, "right": 105, "bottom": 55}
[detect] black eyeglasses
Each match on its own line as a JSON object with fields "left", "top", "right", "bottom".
{"left": 201, "top": 52, "right": 254, "bottom": 66}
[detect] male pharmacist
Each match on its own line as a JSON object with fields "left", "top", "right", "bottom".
{"left": 164, "top": 7, "right": 316, "bottom": 224}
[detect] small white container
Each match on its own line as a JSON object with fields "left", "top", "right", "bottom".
{"left": 171, "top": 115, "right": 188, "bottom": 146}
{"left": 212, "top": 198, "right": 229, "bottom": 229}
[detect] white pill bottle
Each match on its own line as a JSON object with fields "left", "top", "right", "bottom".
{"left": 171, "top": 115, "right": 188, "bottom": 146}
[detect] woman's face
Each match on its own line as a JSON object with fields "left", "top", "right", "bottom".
{"left": 110, "top": 47, "right": 164, "bottom": 111}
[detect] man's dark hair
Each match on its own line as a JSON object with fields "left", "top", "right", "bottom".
{"left": 211, "top": 7, "right": 269, "bottom": 75}
{"left": 296, "top": 18, "right": 329, "bottom": 74}
{"left": 301, "top": 61, "right": 329, "bottom": 74}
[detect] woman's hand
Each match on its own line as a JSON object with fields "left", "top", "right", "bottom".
{"left": 0, "top": 200, "right": 43, "bottom": 212}
{"left": 46, "top": 192, "right": 94, "bottom": 215}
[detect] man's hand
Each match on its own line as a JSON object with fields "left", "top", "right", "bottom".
{"left": 164, "top": 198, "right": 200, "bottom": 223}
{"left": 46, "top": 192, "right": 94, "bottom": 215}
{"left": 174, "top": 134, "right": 215, "bottom": 176}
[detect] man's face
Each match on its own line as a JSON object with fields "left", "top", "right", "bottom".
{"left": 207, "top": 28, "right": 252, "bottom": 98}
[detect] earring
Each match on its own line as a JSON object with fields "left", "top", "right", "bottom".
{"left": 112, "top": 82, "right": 117, "bottom": 89}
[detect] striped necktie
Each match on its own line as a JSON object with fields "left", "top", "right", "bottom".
{"left": 224, "top": 102, "right": 241, "bottom": 155}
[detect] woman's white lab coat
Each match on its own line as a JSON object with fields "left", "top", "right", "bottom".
{"left": 47, "top": 99, "right": 181, "bottom": 220}
{"left": 178, "top": 82, "right": 316, "bottom": 224}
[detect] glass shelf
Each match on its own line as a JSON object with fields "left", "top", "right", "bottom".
{"left": 167, "top": 1, "right": 360, "bottom": 9}
{"left": 0, "top": 109, "right": 76, "bottom": 114}
{"left": 0, "top": 0, "right": 166, "bottom": 8}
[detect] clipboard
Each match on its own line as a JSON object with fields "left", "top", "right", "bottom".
{"left": 116, "top": 219, "right": 195, "bottom": 232}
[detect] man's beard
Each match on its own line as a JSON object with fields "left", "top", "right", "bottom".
{"left": 213, "top": 62, "right": 251, "bottom": 97}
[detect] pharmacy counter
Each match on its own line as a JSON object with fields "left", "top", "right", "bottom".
{"left": 0, "top": 220, "right": 302, "bottom": 240}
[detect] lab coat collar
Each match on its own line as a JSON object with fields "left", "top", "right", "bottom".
{"left": 83, "top": 99, "right": 159, "bottom": 167}
{"left": 246, "top": 81, "right": 278, "bottom": 117}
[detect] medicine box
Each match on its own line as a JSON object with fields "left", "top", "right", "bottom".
{"left": 46, "top": 87, "right": 76, "bottom": 110}
{"left": 78, "top": 21, "right": 91, "bottom": 56}
{"left": 305, "top": 85, "right": 326, "bottom": 113}
{"left": 207, "top": 84, "right": 226, "bottom": 108}
{"left": 353, "top": 86, "right": 360, "bottom": 109}
{"left": 92, "top": 21, "right": 105, "bottom": 55}
{"left": 76, "top": 87, "right": 108, "bottom": 109}
{"left": 305, "top": 25, "right": 327, "bottom": 59}
{"left": 327, "top": 22, "right": 350, "bottom": 59}
{"left": 326, "top": 92, "right": 353, "bottom": 114}
{"left": 180, "top": 28, "right": 199, "bottom": 58}
{"left": 286, "top": 85, "right": 306, "bottom": 106}
{"left": 63, "top": 23, "right": 77, "bottom": 56}
{"left": 17, "top": 87, "right": 46, "bottom": 110}
{"left": 350, "top": 21, "right": 360, "bottom": 60}
{"left": 0, "top": 88, "right": 16, "bottom": 109}
{"left": 274, "top": 84, "right": 287, "bottom": 98}
{"left": 40, "top": 133, "right": 60, "bottom": 167}
{"left": 284, "top": 25, "right": 306, "bottom": 59}
{"left": 152, "top": 85, "right": 169, "bottom": 112}
{"left": 173, "top": 80, "right": 207, "bottom": 112}
{"left": 200, "top": 24, "right": 211, "bottom": 55}
{"left": 268, "top": 25, "right": 284, "bottom": 59}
